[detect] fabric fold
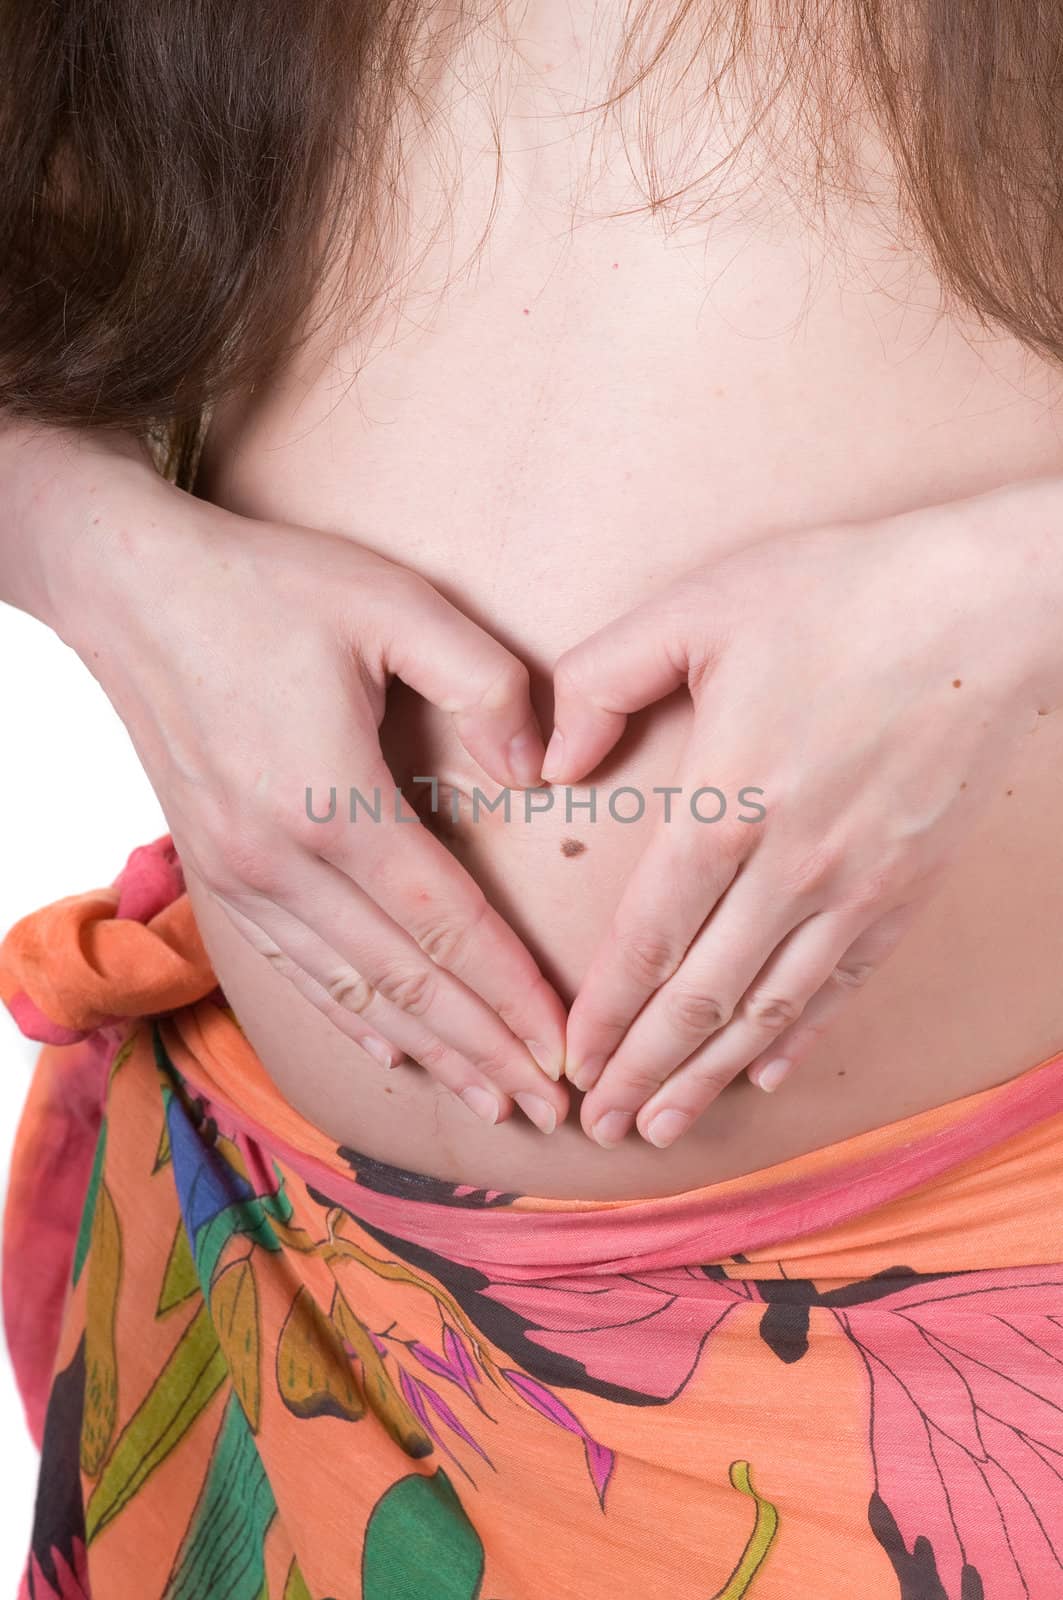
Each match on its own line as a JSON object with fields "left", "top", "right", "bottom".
{"left": 0, "top": 836, "right": 216, "bottom": 1043}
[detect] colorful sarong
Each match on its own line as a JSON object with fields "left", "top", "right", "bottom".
{"left": 4, "top": 835, "right": 1063, "bottom": 1599}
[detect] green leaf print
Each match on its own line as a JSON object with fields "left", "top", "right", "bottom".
{"left": 85, "top": 1301, "right": 228, "bottom": 1542}
{"left": 80, "top": 1181, "right": 123, "bottom": 1477}
{"left": 210, "top": 1256, "right": 262, "bottom": 1432}
{"left": 162, "top": 1393, "right": 277, "bottom": 1600}
{"left": 157, "top": 1220, "right": 200, "bottom": 1317}
{"left": 194, "top": 1192, "right": 285, "bottom": 1290}
{"left": 71, "top": 1119, "right": 107, "bottom": 1289}
{"left": 362, "top": 1469, "right": 484, "bottom": 1600}
{"left": 283, "top": 1559, "right": 312, "bottom": 1600}
{"left": 154, "top": 1111, "right": 172, "bottom": 1172}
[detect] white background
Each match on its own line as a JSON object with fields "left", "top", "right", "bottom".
{"left": 0, "top": 602, "right": 166, "bottom": 1591}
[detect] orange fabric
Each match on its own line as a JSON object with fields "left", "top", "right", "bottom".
{"left": 5, "top": 835, "right": 1063, "bottom": 1599}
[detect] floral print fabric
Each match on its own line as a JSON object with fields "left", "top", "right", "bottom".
{"left": 4, "top": 836, "right": 1063, "bottom": 1599}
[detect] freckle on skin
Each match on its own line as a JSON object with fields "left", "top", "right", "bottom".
{"left": 952, "top": 679, "right": 962, "bottom": 688}
{"left": 523, "top": 308, "right": 530, "bottom": 315}
{"left": 561, "top": 838, "right": 587, "bottom": 858}
{"left": 960, "top": 782, "right": 967, "bottom": 790}
{"left": 1007, "top": 789, "right": 1014, "bottom": 796}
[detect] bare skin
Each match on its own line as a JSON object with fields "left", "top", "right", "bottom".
{"left": 171, "top": 14, "right": 1063, "bottom": 1198}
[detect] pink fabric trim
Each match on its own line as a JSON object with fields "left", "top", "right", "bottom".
{"left": 168, "top": 1022, "right": 1063, "bottom": 1278}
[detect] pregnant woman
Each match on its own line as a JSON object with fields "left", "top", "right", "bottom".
{"left": 4, "top": 2, "right": 1063, "bottom": 1596}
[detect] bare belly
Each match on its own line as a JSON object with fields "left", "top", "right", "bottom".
{"left": 186, "top": 47, "right": 1063, "bottom": 1199}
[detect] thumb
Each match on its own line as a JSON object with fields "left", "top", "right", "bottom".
{"left": 543, "top": 593, "right": 701, "bottom": 783}
{"left": 373, "top": 575, "right": 546, "bottom": 788}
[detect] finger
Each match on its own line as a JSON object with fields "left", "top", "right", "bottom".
{"left": 621, "top": 902, "right": 917, "bottom": 1150}
{"left": 575, "top": 851, "right": 817, "bottom": 1141}
{"left": 312, "top": 759, "right": 567, "bottom": 1078}
{"left": 544, "top": 592, "right": 708, "bottom": 782}
{"left": 743, "top": 903, "right": 922, "bottom": 1093}
{"left": 563, "top": 807, "right": 754, "bottom": 1092}
{"left": 212, "top": 892, "right": 531, "bottom": 1127}
{"left": 227, "top": 839, "right": 569, "bottom": 1132}
{"left": 373, "top": 582, "right": 546, "bottom": 788}
{"left": 213, "top": 893, "right": 399, "bottom": 1061}
{"left": 619, "top": 907, "right": 871, "bottom": 1148}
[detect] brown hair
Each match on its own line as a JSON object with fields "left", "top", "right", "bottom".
{"left": 3, "top": 0, "right": 1063, "bottom": 487}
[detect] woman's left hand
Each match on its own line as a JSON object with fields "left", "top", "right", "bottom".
{"left": 542, "top": 483, "right": 1063, "bottom": 1149}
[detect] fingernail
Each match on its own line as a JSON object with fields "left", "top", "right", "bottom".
{"left": 643, "top": 1108, "right": 692, "bottom": 1148}
{"left": 506, "top": 729, "right": 544, "bottom": 788}
{"left": 460, "top": 1085, "right": 500, "bottom": 1124}
{"left": 514, "top": 1092, "right": 557, "bottom": 1134}
{"left": 590, "top": 1109, "right": 631, "bottom": 1148}
{"left": 566, "top": 1055, "right": 605, "bottom": 1092}
{"left": 524, "top": 1041, "right": 563, "bottom": 1081}
{"left": 540, "top": 729, "right": 565, "bottom": 781}
{"left": 361, "top": 1036, "right": 396, "bottom": 1069}
{"left": 752, "top": 1058, "right": 791, "bottom": 1093}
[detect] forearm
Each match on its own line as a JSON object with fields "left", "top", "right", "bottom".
{"left": 0, "top": 417, "right": 162, "bottom": 636}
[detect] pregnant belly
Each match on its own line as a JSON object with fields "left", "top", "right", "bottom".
{"left": 181, "top": 659, "right": 1063, "bottom": 1201}
{"left": 186, "top": 110, "right": 1063, "bottom": 1196}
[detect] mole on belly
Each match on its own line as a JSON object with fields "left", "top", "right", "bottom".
{"left": 561, "top": 838, "right": 587, "bottom": 858}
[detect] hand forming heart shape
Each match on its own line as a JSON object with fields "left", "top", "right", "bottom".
{"left": 538, "top": 481, "right": 1063, "bottom": 1148}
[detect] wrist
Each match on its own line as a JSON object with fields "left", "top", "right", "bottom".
{"left": 0, "top": 421, "right": 171, "bottom": 638}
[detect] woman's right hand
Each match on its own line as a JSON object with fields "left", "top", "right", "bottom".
{"left": 40, "top": 442, "right": 570, "bottom": 1133}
